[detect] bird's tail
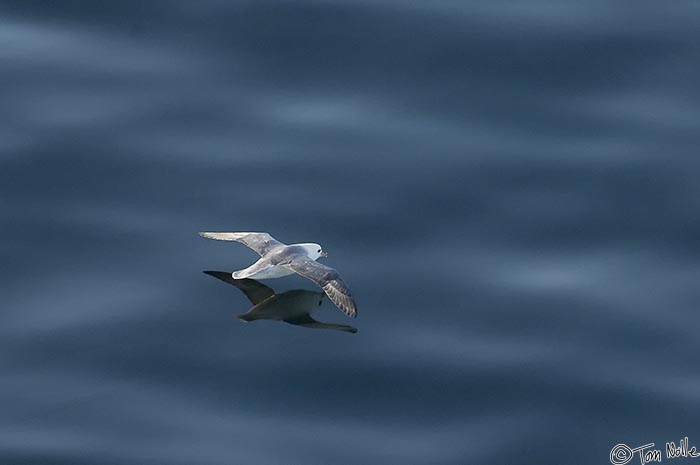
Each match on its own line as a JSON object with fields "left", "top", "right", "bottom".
{"left": 238, "top": 313, "right": 256, "bottom": 322}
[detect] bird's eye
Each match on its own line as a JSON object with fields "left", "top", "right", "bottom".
{"left": 317, "top": 249, "right": 321, "bottom": 253}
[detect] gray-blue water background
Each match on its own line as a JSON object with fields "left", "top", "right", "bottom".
{"left": 2, "top": 1, "right": 700, "bottom": 464}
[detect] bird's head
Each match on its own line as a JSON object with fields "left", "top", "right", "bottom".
{"left": 301, "top": 243, "right": 327, "bottom": 260}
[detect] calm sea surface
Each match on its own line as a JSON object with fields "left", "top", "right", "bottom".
{"left": 2, "top": 1, "right": 700, "bottom": 464}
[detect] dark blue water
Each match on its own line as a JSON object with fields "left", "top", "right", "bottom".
{"left": 2, "top": 1, "right": 700, "bottom": 464}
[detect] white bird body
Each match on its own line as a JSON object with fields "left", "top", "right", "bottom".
{"left": 235, "top": 265, "right": 295, "bottom": 280}
{"left": 199, "top": 232, "right": 357, "bottom": 318}
{"left": 231, "top": 243, "right": 324, "bottom": 279}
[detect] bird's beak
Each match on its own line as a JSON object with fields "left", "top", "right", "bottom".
{"left": 321, "top": 251, "right": 328, "bottom": 257}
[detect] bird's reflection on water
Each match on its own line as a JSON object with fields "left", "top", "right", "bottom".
{"left": 204, "top": 271, "right": 358, "bottom": 333}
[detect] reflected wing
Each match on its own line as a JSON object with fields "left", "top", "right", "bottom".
{"left": 283, "top": 314, "right": 358, "bottom": 333}
{"left": 198, "top": 232, "right": 284, "bottom": 256}
{"left": 284, "top": 257, "right": 357, "bottom": 318}
{"left": 203, "top": 271, "right": 275, "bottom": 305}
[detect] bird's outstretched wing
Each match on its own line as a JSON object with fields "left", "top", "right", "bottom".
{"left": 283, "top": 314, "right": 358, "bottom": 333}
{"left": 284, "top": 257, "right": 357, "bottom": 318}
{"left": 203, "top": 272, "right": 275, "bottom": 305}
{"left": 199, "top": 232, "right": 284, "bottom": 256}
